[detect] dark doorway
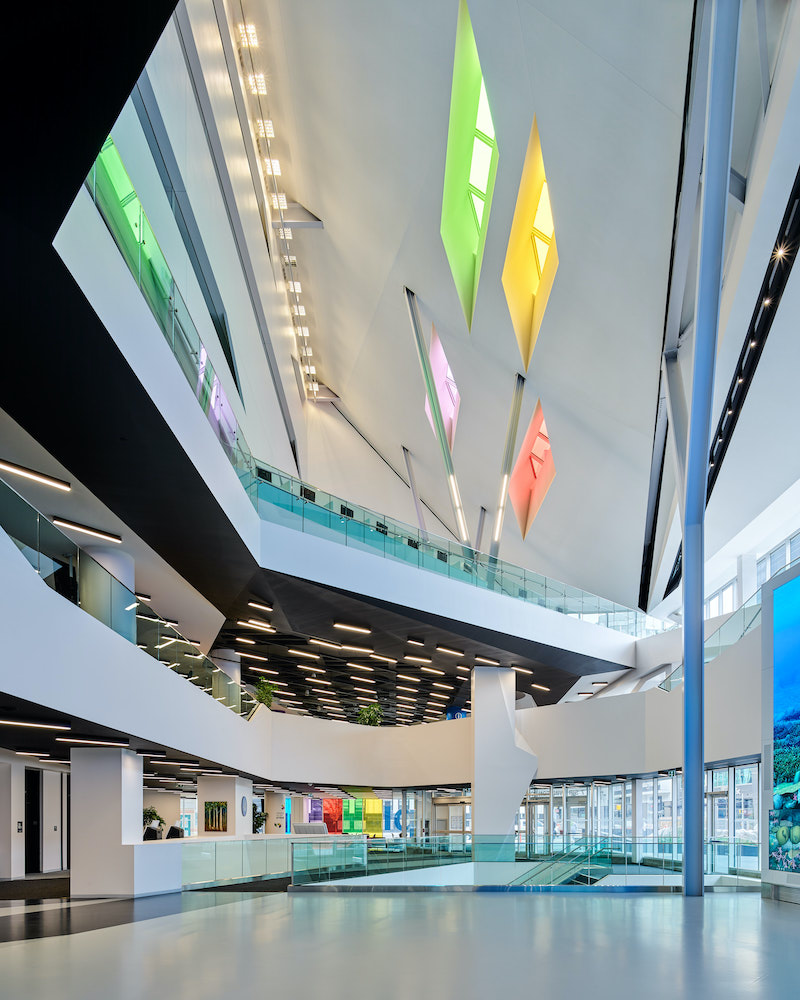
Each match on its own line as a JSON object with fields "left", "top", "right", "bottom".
{"left": 24, "top": 769, "right": 41, "bottom": 874}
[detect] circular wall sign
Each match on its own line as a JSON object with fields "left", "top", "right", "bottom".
{"left": 241, "top": 795, "right": 247, "bottom": 817}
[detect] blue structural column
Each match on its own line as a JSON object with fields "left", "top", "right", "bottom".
{"left": 683, "top": 0, "right": 740, "bottom": 897}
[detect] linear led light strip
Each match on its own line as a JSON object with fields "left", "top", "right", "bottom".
{"left": 491, "top": 374, "right": 526, "bottom": 553}
{"left": 0, "top": 459, "right": 71, "bottom": 491}
{"left": 405, "top": 287, "right": 470, "bottom": 544}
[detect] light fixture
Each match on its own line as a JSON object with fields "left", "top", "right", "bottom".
{"left": 407, "top": 639, "right": 425, "bottom": 647}
{"left": 287, "top": 280, "right": 302, "bottom": 294}
{"left": 278, "top": 228, "right": 293, "bottom": 240}
{"left": 347, "top": 662, "right": 374, "bottom": 671}
{"left": 289, "top": 649, "right": 320, "bottom": 659}
{"left": 248, "top": 601, "right": 272, "bottom": 613}
{"left": 456, "top": 665, "right": 470, "bottom": 673}
{"left": 238, "top": 23, "right": 258, "bottom": 47}
{"left": 396, "top": 685, "right": 418, "bottom": 693}
{"left": 338, "top": 644, "right": 373, "bottom": 655}
{"left": 591, "top": 680, "right": 608, "bottom": 687}
{"left": 576, "top": 691, "right": 592, "bottom": 697}
{"left": 749, "top": 339, "right": 758, "bottom": 348}
{"left": 369, "top": 654, "right": 396, "bottom": 664}
{"left": 257, "top": 119, "right": 274, "bottom": 138}
{"left": 155, "top": 637, "right": 179, "bottom": 649}
{"left": 310, "top": 639, "right": 342, "bottom": 650}
{"left": 430, "top": 692, "right": 449, "bottom": 701}
{"left": 397, "top": 695, "right": 416, "bottom": 703}
{"left": 420, "top": 666, "right": 445, "bottom": 676}
{"left": 353, "top": 687, "right": 375, "bottom": 694}
{"left": 352, "top": 676, "right": 375, "bottom": 684}
{"left": 432, "top": 682, "right": 453, "bottom": 690}
{"left": 56, "top": 737, "right": 128, "bottom": 747}
{"left": 239, "top": 652, "right": 268, "bottom": 662}
{"left": 248, "top": 73, "right": 267, "bottom": 95}
{"left": 0, "top": 459, "right": 70, "bottom": 491}
{"left": 435, "top": 646, "right": 463, "bottom": 657}
{"left": 236, "top": 637, "right": 256, "bottom": 645}
{"left": 273, "top": 193, "right": 288, "bottom": 211}
{"left": 532, "top": 683, "right": 550, "bottom": 692}
{"left": 135, "top": 593, "right": 152, "bottom": 603}
{"left": 334, "top": 623, "right": 372, "bottom": 635}
{"left": 405, "top": 656, "right": 432, "bottom": 664}
{"left": 52, "top": 518, "right": 121, "bottom": 543}
{"left": 16, "top": 751, "right": 49, "bottom": 757}
{"left": 357, "top": 696, "right": 377, "bottom": 703}
{"left": 309, "top": 677, "right": 332, "bottom": 685}
{"left": 0, "top": 719, "right": 70, "bottom": 731}
{"left": 763, "top": 298, "right": 771, "bottom": 307}
{"left": 396, "top": 674, "right": 420, "bottom": 683}
{"left": 265, "top": 158, "right": 281, "bottom": 175}
{"left": 513, "top": 666, "right": 533, "bottom": 675}
{"left": 124, "top": 602, "right": 138, "bottom": 611}
{"left": 245, "top": 619, "right": 275, "bottom": 633}
{"left": 474, "top": 656, "right": 499, "bottom": 666}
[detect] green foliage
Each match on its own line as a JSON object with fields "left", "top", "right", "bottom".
{"left": 774, "top": 715, "right": 800, "bottom": 785}
{"left": 143, "top": 806, "right": 164, "bottom": 828}
{"left": 255, "top": 678, "right": 276, "bottom": 708}
{"left": 252, "top": 803, "right": 267, "bottom": 833}
{"left": 356, "top": 703, "right": 383, "bottom": 726}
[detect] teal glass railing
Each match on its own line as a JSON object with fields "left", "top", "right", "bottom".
{"left": 86, "top": 136, "right": 670, "bottom": 641}
{"left": 246, "top": 464, "right": 669, "bottom": 637}
{"left": 0, "top": 476, "right": 254, "bottom": 718}
{"left": 289, "top": 834, "right": 760, "bottom": 886}
{"left": 180, "top": 835, "right": 295, "bottom": 887}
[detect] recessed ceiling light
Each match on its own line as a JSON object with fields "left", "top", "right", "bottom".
{"left": 0, "top": 460, "right": 70, "bottom": 491}
{"left": 351, "top": 676, "right": 375, "bottom": 684}
{"left": 289, "top": 649, "right": 320, "bottom": 659}
{"left": 356, "top": 696, "right": 377, "bottom": 703}
{"left": 370, "top": 654, "right": 397, "bottom": 664}
{"left": 513, "top": 666, "right": 533, "bottom": 675}
{"left": 334, "top": 623, "right": 372, "bottom": 635}
{"left": 429, "top": 693, "right": 449, "bottom": 701}
{"left": 456, "top": 665, "right": 471, "bottom": 673}
{"left": 397, "top": 695, "right": 416, "bottom": 702}
{"left": 532, "top": 683, "right": 550, "bottom": 692}
{"left": 249, "top": 666, "right": 279, "bottom": 675}
{"left": 436, "top": 646, "right": 463, "bottom": 657}
{"left": 0, "top": 719, "right": 70, "bottom": 731}
{"left": 474, "top": 656, "right": 499, "bottom": 666}
{"left": 56, "top": 737, "right": 128, "bottom": 747}
{"left": 338, "top": 645, "right": 373, "bottom": 655}
{"left": 239, "top": 652, "right": 268, "bottom": 662}
{"left": 591, "top": 681, "right": 608, "bottom": 687}
{"left": 135, "top": 593, "right": 152, "bottom": 603}
{"left": 396, "top": 685, "right": 417, "bottom": 692}
{"left": 297, "top": 664, "right": 326, "bottom": 674}
{"left": 347, "top": 662, "right": 374, "bottom": 671}
{"left": 310, "top": 639, "right": 342, "bottom": 650}
{"left": 420, "top": 666, "right": 445, "bottom": 675}
{"left": 318, "top": 697, "right": 340, "bottom": 704}
{"left": 248, "top": 601, "right": 273, "bottom": 613}
{"left": 576, "top": 691, "right": 592, "bottom": 697}
{"left": 432, "top": 682, "right": 453, "bottom": 690}
{"left": 238, "top": 23, "right": 258, "bottom": 47}
{"left": 246, "top": 619, "right": 275, "bottom": 633}
{"left": 353, "top": 687, "right": 375, "bottom": 694}
{"left": 52, "top": 518, "right": 121, "bottom": 544}
{"left": 236, "top": 637, "right": 256, "bottom": 645}
{"left": 309, "top": 678, "right": 332, "bottom": 685}
{"left": 16, "top": 751, "right": 49, "bottom": 757}
{"left": 396, "top": 674, "right": 420, "bottom": 683}
{"left": 405, "top": 656, "right": 432, "bottom": 664}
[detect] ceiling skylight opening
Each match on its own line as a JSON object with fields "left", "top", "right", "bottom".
{"left": 273, "top": 193, "right": 288, "bottom": 210}
{"left": 257, "top": 119, "right": 274, "bottom": 138}
{"left": 265, "top": 158, "right": 281, "bottom": 175}
{"left": 475, "top": 79, "right": 495, "bottom": 140}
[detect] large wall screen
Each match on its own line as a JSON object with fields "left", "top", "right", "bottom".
{"left": 770, "top": 574, "right": 800, "bottom": 871}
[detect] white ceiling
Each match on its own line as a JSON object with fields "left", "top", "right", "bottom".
{"left": 254, "top": 0, "right": 694, "bottom": 607}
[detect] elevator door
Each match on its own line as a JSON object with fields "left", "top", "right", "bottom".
{"left": 24, "top": 768, "right": 42, "bottom": 874}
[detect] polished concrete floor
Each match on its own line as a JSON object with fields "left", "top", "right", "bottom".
{"left": 0, "top": 892, "right": 797, "bottom": 998}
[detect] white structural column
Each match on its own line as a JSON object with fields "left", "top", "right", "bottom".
{"left": 683, "top": 0, "right": 740, "bottom": 898}
{"left": 196, "top": 774, "right": 253, "bottom": 837}
{"left": 70, "top": 748, "right": 144, "bottom": 897}
{"left": 471, "top": 667, "right": 538, "bottom": 847}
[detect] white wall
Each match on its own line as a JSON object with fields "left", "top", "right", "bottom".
{"left": 197, "top": 775, "right": 252, "bottom": 837}
{"left": 0, "top": 760, "right": 24, "bottom": 879}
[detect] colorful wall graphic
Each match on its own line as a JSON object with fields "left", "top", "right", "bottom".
{"left": 769, "top": 573, "right": 800, "bottom": 871}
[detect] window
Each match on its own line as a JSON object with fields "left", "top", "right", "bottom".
{"left": 757, "top": 557, "right": 767, "bottom": 587}
{"left": 508, "top": 400, "right": 556, "bottom": 539}
{"left": 770, "top": 543, "right": 787, "bottom": 577}
{"left": 791, "top": 533, "right": 800, "bottom": 566}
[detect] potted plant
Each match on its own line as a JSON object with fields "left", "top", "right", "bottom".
{"left": 252, "top": 803, "right": 267, "bottom": 834}
{"left": 143, "top": 805, "right": 165, "bottom": 838}
{"left": 254, "top": 678, "right": 276, "bottom": 708}
{"left": 356, "top": 703, "right": 383, "bottom": 726}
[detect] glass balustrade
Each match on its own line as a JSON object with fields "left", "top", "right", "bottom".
{"left": 0, "top": 476, "right": 254, "bottom": 718}
{"left": 288, "top": 833, "right": 760, "bottom": 887}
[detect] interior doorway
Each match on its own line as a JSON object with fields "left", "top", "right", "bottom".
{"left": 24, "top": 768, "right": 42, "bottom": 874}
